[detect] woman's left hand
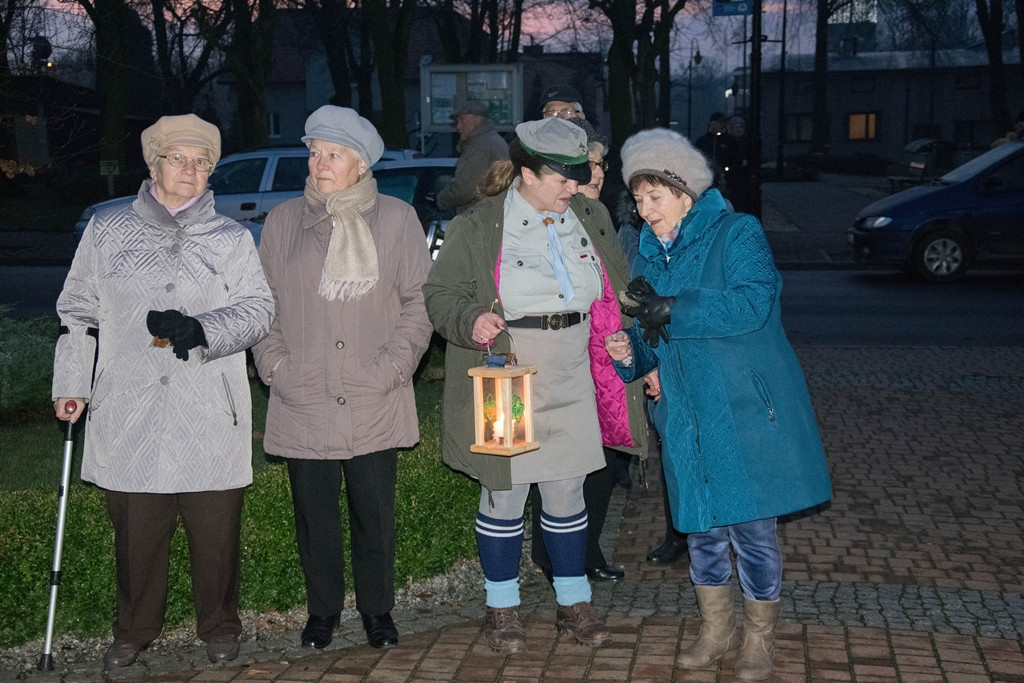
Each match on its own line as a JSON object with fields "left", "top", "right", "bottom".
{"left": 644, "top": 369, "right": 661, "bottom": 401}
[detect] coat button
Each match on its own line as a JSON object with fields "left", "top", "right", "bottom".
{"left": 175, "top": 229, "right": 185, "bottom": 239}
{"left": 335, "top": 340, "right": 345, "bottom": 349}
{"left": 517, "top": 260, "right": 523, "bottom": 266}
{"left": 165, "top": 283, "right": 175, "bottom": 292}
{"left": 581, "top": 238, "right": 588, "bottom": 246}
{"left": 160, "top": 376, "right": 169, "bottom": 385}
{"left": 522, "top": 219, "right": 528, "bottom": 225}
{"left": 337, "top": 396, "right": 346, "bottom": 405}
{"left": 170, "top": 244, "right": 181, "bottom": 255}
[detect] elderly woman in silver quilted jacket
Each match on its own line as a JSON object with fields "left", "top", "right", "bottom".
{"left": 52, "top": 114, "right": 274, "bottom": 669}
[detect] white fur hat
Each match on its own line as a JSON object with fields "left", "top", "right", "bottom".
{"left": 620, "top": 128, "right": 713, "bottom": 200}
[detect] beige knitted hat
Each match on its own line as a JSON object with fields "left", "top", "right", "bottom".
{"left": 620, "top": 128, "right": 713, "bottom": 200}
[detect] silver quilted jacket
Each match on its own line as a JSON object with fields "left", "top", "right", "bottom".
{"left": 52, "top": 181, "right": 275, "bottom": 493}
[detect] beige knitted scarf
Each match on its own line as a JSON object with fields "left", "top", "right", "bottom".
{"left": 303, "top": 172, "right": 379, "bottom": 301}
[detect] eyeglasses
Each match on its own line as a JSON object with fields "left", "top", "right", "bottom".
{"left": 589, "top": 160, "right": 609, "bottom": 172}
{"left": 158, "top": 154, "right": 213, "bottom": 172}
{"left": 542, "top": 107, "right": 582, "bottom": 119}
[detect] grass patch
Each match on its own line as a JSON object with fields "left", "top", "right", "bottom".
{"left": 0, "top": 316, "right": 478, "bottom": 648}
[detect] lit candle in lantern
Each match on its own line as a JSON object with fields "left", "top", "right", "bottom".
{"left": 493, "top": 416, "right": 504, "bottom": 444}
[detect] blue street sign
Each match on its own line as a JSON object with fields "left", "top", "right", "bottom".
{"left": 713, "top": 0, "right": 754, "bottom": 16}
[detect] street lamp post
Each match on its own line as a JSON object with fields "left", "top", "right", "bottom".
{"left": 687, "top": 40, "right": 703, "bottom": 139}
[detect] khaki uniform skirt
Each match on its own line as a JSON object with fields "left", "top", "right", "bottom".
{"left": 507, "top": 319, "right": 605, "bottom": 484}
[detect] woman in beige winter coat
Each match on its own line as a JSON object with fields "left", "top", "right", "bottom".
{"left": 252, "top": 106, "right": 432, "bottom": 652}
{"left": 53, "top": 114, "right": 274, "bottom": 669}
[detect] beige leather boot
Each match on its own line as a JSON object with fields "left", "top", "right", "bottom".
{"left": 675, "top": 585, "right": 741, "bottom": 669}
{"left": 734, "top": 597, "right": 780, "bottom": 680}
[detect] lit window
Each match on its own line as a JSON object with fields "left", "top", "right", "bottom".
{"left": 848, "top": 113, "right": 877, "bottom": 140}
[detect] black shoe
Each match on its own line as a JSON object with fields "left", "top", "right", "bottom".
{"left": 586, "top": 564, "right": 625, "bottom": 582}
{"left": 361, "top": 612, "right": 399, "bottom": 649}
{"left": 646, "top": 538, "right": 686, "bottom": 565}
{"left": 300, "top": 614, "right": 338, "bottom": 649}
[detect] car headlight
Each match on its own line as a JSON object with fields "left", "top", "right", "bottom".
{"left": 859, "top": 216, "right": 893, "bottom": 229}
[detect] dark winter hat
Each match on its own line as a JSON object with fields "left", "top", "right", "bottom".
{"left": 515, "top": 118, "right": 592, "bottom": 184}
{"left": 566, "top": 116, "right": 609, "bottom": 158}
{"left": 540, "top": 83, "right": 583, "bottom": 108}
{"left": 301, "top": 105, "right": 385, "bottom": 166}
{"left": 142, "top": 114, "right": 221, "bottom": 168}
{"left": 450, "top": 100, "right": 492, "bottom": 121}
{"left": 620, "top": 128, "right": 712, "bottom": 201}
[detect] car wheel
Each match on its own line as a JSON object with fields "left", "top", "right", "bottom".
{"left": 912, "top": 229, "right": 968, "bottom": 282}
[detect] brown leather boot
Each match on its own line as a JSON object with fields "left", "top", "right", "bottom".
{"left": 555, "top": 602, "right": 612, "bottom": 646}
{"left": 484, "top": 606, "right": 527, "bottom": 654}
{"left": 676, "top": 585, "right": 742, "bottom": 669}
{"left": 734, "top": 597, "right": 780, "bottom": 680}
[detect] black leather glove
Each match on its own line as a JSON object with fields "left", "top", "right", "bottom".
{"left": 619, "top": 277, "right": 674, "bottom": 348}
{"left": 146, "top": 309, "right": 207, "bottom": 361}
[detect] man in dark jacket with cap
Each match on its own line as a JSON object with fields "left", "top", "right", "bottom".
{"left": 436, "top": 100, "right": 509, "bottom": 214}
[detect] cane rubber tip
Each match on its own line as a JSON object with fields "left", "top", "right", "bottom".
{"left": 65, "top": 400, "right": 77, "bottom": 414}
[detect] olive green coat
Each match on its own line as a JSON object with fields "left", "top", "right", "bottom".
{"left": 423, "top": 192, "right": 648, "bottom": 491}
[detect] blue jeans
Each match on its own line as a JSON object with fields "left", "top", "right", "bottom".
{"left": 686, "top": 518, "right": 782, "bottom": 601}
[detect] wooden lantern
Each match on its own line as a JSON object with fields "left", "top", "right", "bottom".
{"left": 468, "top": 364, "right": 539, "bottom": 456}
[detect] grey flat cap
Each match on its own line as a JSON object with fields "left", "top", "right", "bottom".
{"left": 515, "top": 118, "right": 592, "bottom": 184}
{"left": 301, "top": 105, "right": 385, "bottom": 166}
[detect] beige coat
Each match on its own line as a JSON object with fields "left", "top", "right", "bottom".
{"left": 252, "top": 190, "right": 433, "bottom": 460}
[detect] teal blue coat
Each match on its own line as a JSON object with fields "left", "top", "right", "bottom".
{"left": 617, "top": 189, "right": 832, "bottom": 533}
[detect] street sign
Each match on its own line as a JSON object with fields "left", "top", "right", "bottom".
{"left": 713, "top": 0, "right": 753, "bottom": 16}
{"left": 99, "top": 160, "right": 120, "bottom": 176}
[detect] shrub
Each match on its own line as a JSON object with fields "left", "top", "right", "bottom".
{"left": 0, "top": 316, "right": 480, "bottom": 648}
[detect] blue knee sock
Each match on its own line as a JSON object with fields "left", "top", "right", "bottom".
{"left": 477, "top": 513, "right": 524, "bottom": 608}
{"left": 541, "top": 509, "right": 591, "bottom": 606}
{"left": 476, "top": 512, "right": 523, "bottom": 582}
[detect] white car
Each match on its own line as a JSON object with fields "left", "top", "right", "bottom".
{"left": 74, "top": 148, "right": 454, "bottom": 257}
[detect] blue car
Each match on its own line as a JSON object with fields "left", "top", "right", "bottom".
{"left": 849, "top": 141, "right": 1024, "bottom": 281}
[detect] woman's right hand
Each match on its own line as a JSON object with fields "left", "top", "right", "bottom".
{"left": 54, "top": 398, "right": 86, "bottom": 424}
{"left": 472, "top": 312, "right": 505, "bottom": 347}
{"left": 604, "top": 330, "right": 632, "bottom": 362}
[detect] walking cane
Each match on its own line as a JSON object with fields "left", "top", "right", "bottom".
{"left": 38, "top": 399, "right": 78, "bottom": 672}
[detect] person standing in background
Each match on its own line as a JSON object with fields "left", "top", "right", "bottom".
{"left": 539, "top": 83, "right": 585, "bottom": 120}
{"left": 437, "top": 101, "right": 509, "bottom": 215}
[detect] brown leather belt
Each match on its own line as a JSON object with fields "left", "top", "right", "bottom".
{"left": 505, "top": 312, "right": 587, "bottom": 331}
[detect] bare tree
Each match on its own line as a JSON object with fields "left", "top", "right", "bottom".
{"left": 973, "top": 0, "right": 1011, "bottom": 131}
{"left": 363, "top": 0, "right": 416, "bottom": 146}
{"left": 64, "top": 0, "right": 133, "bottom": 174}
{"left": 224, "top": 0, "right": 275, "bottom": 149}
{"left": 146, "top": 0, "right": 232, "bottom": 113}
{"left": 589, "top": 0, "right": 690, "bottom": 147}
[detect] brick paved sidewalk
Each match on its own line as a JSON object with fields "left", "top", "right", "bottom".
{"left": 22, "top": 346, "right": 1024, "bottom": 681}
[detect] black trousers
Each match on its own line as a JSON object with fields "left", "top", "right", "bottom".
{"left": 530, "top": 446, "right": 618, "bottom": 572}
{"left": 105, "top": 488, "right": 244, "bottom": 645}
{"left": 287, "top": 450, "right": 397, "bottom": 618}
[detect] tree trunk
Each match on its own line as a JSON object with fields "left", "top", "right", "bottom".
{"left": 93, "top": 0, "right": 131, "bottom": 187}
{"left": 225, "top": 0, "right": 276, "bottom": 150}
{"left": 313, "top": 0, "right": 353, "bottom": 107}
{"left": 974, "top": 0, "right": 1010, "bottom": 132}
{"left": 364, "top": 0, "right": 415, "bottom": 148}
{"left": 605, "top": 30, "right": 635, "bottom": 149}
{"left": 810, "top": 0, "right": 830, "bottom": 155}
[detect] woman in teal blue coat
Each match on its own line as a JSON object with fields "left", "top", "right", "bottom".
{"left": 605, "top": 128, "right": 832, "bottom": 681}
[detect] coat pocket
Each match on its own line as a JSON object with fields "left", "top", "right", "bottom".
{"left": 748, "top": 370, "right": 777, "bottom": 423}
